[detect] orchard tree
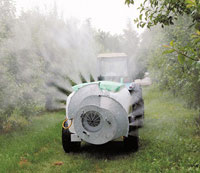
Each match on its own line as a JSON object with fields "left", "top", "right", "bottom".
{"left": 122, "top": 20, "right": 139, "bottom": 55}
{"left": 126, "top": 0, "right": 200, "bottom": 108}
{"left": 0, "top": 0, "right": 15, "bottom": 41}
{"left": 95, "top": 30, "right": 122, "bottom": 53}
{"left": 125, "top": 0, "right": 200, "bottom": 65}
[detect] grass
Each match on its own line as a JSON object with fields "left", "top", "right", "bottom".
{"left": 0, "top": 86, "right": 200, "bottom": 173}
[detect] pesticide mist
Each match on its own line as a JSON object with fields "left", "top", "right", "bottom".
{"left": 0, "top": 1, "right": 148, "bottom": 132}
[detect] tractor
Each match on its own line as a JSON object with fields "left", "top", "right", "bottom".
{"left": 62, "top": 53, "right": 144, "bottom": 152}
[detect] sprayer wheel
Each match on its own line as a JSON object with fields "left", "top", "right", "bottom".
{"left": 124, "top": 135, "right": 139, "bottom": 151}
{"left": 62, "top": 128, "right": 81, "bottom": 153}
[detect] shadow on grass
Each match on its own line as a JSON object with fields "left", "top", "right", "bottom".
{"left": 78, "top": 141, "right": 138, "bottom": 160}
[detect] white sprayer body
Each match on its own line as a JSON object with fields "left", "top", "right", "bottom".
{"left": 66, "top": 82, "right": 144, "bottom": 145}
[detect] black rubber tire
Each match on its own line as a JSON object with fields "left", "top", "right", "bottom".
{"left": 62, "top": 127, "right": 81, "bottom": 153}
{"left": 124, "top": 135, "right": 139, "bottom": 151}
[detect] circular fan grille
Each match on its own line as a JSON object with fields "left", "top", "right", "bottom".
{"left": 81, "top": 111, "right": 102, "bottom": 132}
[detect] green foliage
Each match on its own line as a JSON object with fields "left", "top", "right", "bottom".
{"left": 126, "top": 0, "right": 200, "bottom": 108}
{"left": 125, "top": 0, "right": 200, "bottom": 64}
{"left": 177, "top": 54, "right": 185, "bottom": 65}
{"left": 146, "top": 16, "right": 200, "bottom": 108}
{"left": 125, "top": 0, "right": 199, "bottom": 29}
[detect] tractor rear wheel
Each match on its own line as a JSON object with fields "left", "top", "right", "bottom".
{"left": 62, "top": 127, "right": 81, "bottom": 153}
{"left": 124, "top": 135, "right": 139, "bottom": 151}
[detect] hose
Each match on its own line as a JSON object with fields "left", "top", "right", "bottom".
{"left": 62, "top": 118, "right": 73, "bottom": 130}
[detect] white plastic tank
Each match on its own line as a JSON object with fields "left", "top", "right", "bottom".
{"left": 66, "top": 82, "right": 132, "bottom": 145}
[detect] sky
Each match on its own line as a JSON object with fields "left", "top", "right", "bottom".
{"left": 15, "top": 0, "right": 143, "bottom": 34}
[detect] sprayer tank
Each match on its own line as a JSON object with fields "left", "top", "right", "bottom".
{"left": 66, "top": 82, "right": 132, "bottom": 145}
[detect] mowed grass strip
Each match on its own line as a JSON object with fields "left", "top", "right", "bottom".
{"left": 0, "top": 111, "right": 68, "bottom": 172}
{"left": 0, "top": 87, "right": 200, "bottom": 173}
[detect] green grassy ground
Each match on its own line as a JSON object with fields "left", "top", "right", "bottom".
{"left": 0, "top": 87, "right": 200, "bottom": 173}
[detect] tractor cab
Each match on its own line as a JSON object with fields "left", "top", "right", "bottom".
{"left": 97, "top": 53, "right": 131, "bottom": 83}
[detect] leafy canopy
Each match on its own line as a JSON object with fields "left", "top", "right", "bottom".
{"left": 125, "top": 0, "right": 200, "bottom": 30}
{"left": 125, "top": 0, "right": 200, "bottom": 64}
